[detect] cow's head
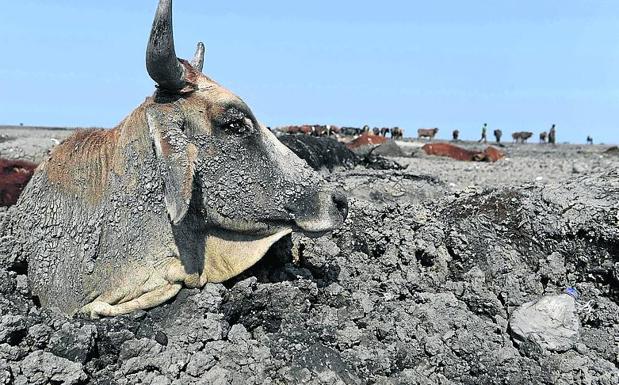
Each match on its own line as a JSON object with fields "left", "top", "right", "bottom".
{"left": 144, "top": 0, "right": 347, "bottom": 281}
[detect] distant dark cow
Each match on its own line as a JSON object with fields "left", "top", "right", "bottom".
{"left": 494, "top": 129, "right": 502, "bottom": 144}
{"left": 341, "top": 127, "right": 362, "bottom": 136}
{"left": 539, "top": 131, "right": 548, "bottom": 143}
{"left": 0, "top": 158, "right": 38, "bottom": 207}
{"left": 586, "top": 135, "right": 593, "bottom": 145}
{"left": 452, "top": 129, "right": 460, "bottom": 141}
{"left": 380, "top": 127, "right": 390, "bottom": 136}
{"left": 391, "top": 127, "right": 404, "bottom": 140}
{"left": 512, "top": 131, "right": 533, "bottom": 143}
{"left": 417, "top": 127, "right": 438, "bottom": 140}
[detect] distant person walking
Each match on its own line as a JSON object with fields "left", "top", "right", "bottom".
{"left": 494, "top": 129, "right": 502, "bottom": 144}
{"left": 478, "top": 123, "right": 487, "bottom": 143}
{"left": 548, "top": 124, "right": 556, "bottom": 144}
{"left": 452, "top": 129, "right": 460, "bottom": 141}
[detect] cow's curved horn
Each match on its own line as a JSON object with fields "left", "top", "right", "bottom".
{"left": 191, "top": 42, "right": 205, "bottom": 72}
{"left": 146, "top": 0, "right": 185, "bottom": 90}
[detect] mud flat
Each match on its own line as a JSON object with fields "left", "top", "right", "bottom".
{"left": 0, "top": 129, "right": 617, "bottom": 384}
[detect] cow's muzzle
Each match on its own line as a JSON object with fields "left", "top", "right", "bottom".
{"left": 287, "top": 190, "right": 348, "bottom": 234}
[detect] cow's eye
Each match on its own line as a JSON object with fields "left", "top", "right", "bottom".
{"left": 219, "top": 108, "right": 254, "bottom": 136}
{"left": 224, "top": 117, "right": 253, "bottom": 135}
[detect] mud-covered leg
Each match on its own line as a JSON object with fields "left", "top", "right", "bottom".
{"left": 81, "top": 282, "right": 182, "bottom": 318}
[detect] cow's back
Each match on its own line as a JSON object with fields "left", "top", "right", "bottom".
{"left": 10, "top": 129, "right": 120, "bottom": 312}
{"left": 10, "top": 118, "right": 176, "bottom": 314}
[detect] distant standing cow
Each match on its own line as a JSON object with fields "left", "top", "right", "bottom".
{"left": 539, "top": 131, "right": 547, "bottom": 143}
{"left": 418, "top": 128, "right": 439, "bottom": 140}
{"left": 391, "top": 127, "right": 404, "bottom": 140}
{"left": 494, "top": 129, "right": 502, "bottom": 144}
{"left": 512, "top": 131, "right": 533, "bottom": 143}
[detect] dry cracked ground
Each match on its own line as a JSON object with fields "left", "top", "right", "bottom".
{"left": 0, "top": 127, "right": 618, "bottom": 384}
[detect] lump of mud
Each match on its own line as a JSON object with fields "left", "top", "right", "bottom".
{"left": 509, "top": 292, "right": 580, "bottom": 352}
{"left": 370, "top": 141, "right": 405, "bottom": 157}
{"left": 604, "top": 146, "right": 619, "bottom": 156}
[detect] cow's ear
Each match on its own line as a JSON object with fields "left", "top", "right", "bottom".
{"left": 146, "top": 104, "right": 197, "bottom": 224}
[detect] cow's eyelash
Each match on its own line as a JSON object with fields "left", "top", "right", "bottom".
{"left": 221, "top": 107, "right": 246, "bottom": 122}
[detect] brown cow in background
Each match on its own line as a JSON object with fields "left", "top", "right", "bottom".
{"left": 512, "top": 131, "right": 533, "bottom": 143}
{"left": 417, "top": 127, "right": 439, "bottom": 140}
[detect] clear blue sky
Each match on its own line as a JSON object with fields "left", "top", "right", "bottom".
{"left": 1, "top": 1, "right": 617, "bottom": 144}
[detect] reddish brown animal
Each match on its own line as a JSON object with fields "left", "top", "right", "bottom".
{"left": 346, "top": 133, "right": 388, "bottom": 149}
{"left": 279, "top": 125, "right": 313, "bottom": 135}
{"left": 417, "top": 128, "right": 438, "bottom": 140}
{"left": 0, "top": 158, "right": 38, "bottom": 207}
{"left": 422, "top": 143, "right": 504, "bottom": 162}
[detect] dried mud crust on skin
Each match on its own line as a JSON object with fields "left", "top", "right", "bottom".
{"left": 1, "top": 170, "right": 618, "bottom": 384}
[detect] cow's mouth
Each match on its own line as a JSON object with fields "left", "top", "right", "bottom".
{"left": 205, "top": 207, "right": 338, "bottom": 237}
{"left": 202, "top": 227, "right": 292, "bottom": 283}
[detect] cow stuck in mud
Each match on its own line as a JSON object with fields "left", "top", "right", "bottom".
{"left": 3, "top": 0, "right": 347, "bottom": 318}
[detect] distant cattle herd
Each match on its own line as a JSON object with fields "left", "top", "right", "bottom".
{"left": 274, "top": 122, "right": 591, "bottom": 145}
{"left": 275, "top": 124, "right": 403, "bottom": 139}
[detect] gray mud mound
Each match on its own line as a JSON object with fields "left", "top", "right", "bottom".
{"left": 1, "top": 170, "right": 618, "bottom": 384}
{"left": 371, "top": 141, "right": 405, "bottom": 157}
{"left": 604, "top": 146, "right": 619, "bottom": 156}
{"left": 279, "top": 134, "right": 358, "bottom": 171}
{"left": 279, "top": 135, "right": 404, "bottom": 172}
{"left": 327, "top": 170, "right": 443, "bottom": 206}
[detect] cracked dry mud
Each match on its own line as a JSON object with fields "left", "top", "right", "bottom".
{"left": 0, "top": 132, "right": 618, "bottom": 384}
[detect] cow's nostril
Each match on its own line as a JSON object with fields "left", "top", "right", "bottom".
{"left": 331, "top": 191, "right": 348, "bottom": 221}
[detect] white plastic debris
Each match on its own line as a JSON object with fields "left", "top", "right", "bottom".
{"left": 509, "top": 288, "right": 580, "bottom": 352}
